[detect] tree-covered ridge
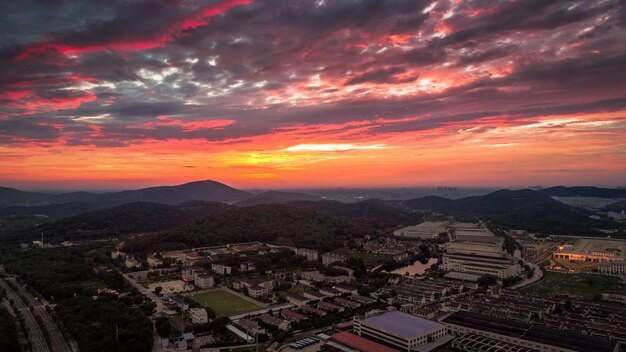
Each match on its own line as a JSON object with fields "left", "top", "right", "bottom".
{"left": 3, "top": 201, "right": 230, "bottom": 244}
{"left": 125, "top": 204, "right": 377, "bottom": 253}
{"left": 0, "top": 305, "right": 20, "bottom": 352}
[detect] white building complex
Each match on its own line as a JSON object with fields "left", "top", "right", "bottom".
{"left": 441, "top": 228, "right": 521, "bottom": 279}
{"left": 353, "top": 310, "right": 450, "bottom": 352}
{"left": 393, "top": 221, "right": 449, "bottom": 239}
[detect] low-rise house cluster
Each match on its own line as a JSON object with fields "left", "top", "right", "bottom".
{"left": 384, "top": 277, "right": 471, "bottom": 307}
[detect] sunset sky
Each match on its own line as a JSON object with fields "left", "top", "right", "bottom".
{"left": 1, "top": 0, "right": 625, "bottom": 190}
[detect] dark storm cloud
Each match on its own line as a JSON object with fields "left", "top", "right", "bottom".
{"left": 0, "top": 0, "right": 625, "bottom": 147}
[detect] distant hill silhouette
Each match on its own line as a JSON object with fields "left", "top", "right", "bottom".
{"left": 541, "top": 186, "right": 626, "bottom": 198}
{"left": 235, "top": 191, "right": 321, "bottom": 207}
{"left": 3, "top": 201, "right": 230, "bottom": 243}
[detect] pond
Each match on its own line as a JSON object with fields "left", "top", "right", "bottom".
{"left": 390, "top": 257, "right": 438, "bottom": 276}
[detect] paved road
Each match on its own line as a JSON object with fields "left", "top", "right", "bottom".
{"left": 510, "top": 260, "right": 544, "bottom": 289}
{"left": 7, "top": 278, "right": 72, "bottom": 352}
{"left": 0, "top": 279, "right": 50, "bottom": 352}
{"left": 117, "top": 269, "right": 165, "bottom": 312}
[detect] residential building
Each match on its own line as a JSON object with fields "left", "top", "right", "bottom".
{"left": 147, "top": 255, "right": 163, "bottom": 268}
{"left": 287, "top": 293, "right": 309, "bottom": 306}
{"left": 353, "top": 310, "right": 449, "bottom": 352}
{"left": 335, "top": 284, "right": 358, "bottom": 294}
{"left": 194, "top": 274, "right": 215, "bottom": 289}
{"left": 211, "top": 263, "right": 232, "bottom": 275}
{"left": 111, "top": 250, "right": 126, "bottom": 260}
{"left": 299, "top": 305, "right": 327, "bottom": 317}
{"left": 303, "top": 290, "right": 325, "bottom": 301}
{"left": 281, "top": 309, "right": 307, "bottom": 322}
{"left": 237, "top": 319, "right": 263, "bottom": 335}
{"left": 258, "top": 313, "right": 289, "bottom": 331}
{"left": 318, "top": 301, "right": 344, "bottom": 312}
{"left": 319, "top": 287, "right": 341, "bottom": 297}
{"left": 125, "top": 257, "right": 141, "bottom": 269}
{"left": 295, "top": 248, "right": 319, "bottom": 261}
{"left": 189, "top": 308, "right": 208, "bottom": 324}
{"left": 322, "top": 253, "right": 346, "bottom": 266}
{"left": 184, "top": 251, "right": 202, "bottom": 266}
{"left": 240, "top": 261, "right": 256, "bottom": 272}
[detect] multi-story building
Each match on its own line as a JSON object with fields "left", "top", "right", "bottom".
{"left": 598, "top": 260, "right": 626, "bottom": 277}
{"left": 147, "top": 255, "right": 163, "bottom": 268}
{"left": 211, "top": 263, "right": 232, "bottom": 275}
{"left": 295, "top": 248, "right": 319, "bottom": 261}
{"left": 194, "top": 274, "right": 215, "bottom": 289}
{"left": 124, "top": 257, "right": 141, "bottom": 269}
{"left": 442, "top": 241, "right": 521, "bottom": 279}
{"left": 353, "top": 311, "right": 449, "bottom": 351}
{"left": 322, "top": 253, "right": 346, "bottom": 266}
{"left": 233, "top": 277, "right": 273, "bottom": 298}
{"left": 393, "top": 221, "right": 449, "bottom": 239}
{"left": 189, "top": 308, "right": 208, "bottom": 324}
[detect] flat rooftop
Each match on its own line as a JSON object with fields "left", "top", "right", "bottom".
{"left": 361, "top": 311, "right": 443, "bottom": 338}
{"left": 330, "top": 331, "right": 398, "bottom": 352}
{"left": 554, "top": 239, "right": 626, "bottom": 259}
{"left": 442, "top": 311, "right": 616, "bottom": 352}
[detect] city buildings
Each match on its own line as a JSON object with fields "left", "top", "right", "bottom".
{"left": 393, "top": 221, "right": 449, "bottom": 239}
{"left": 353, "top": 310, "right": 449, "bottom": 351}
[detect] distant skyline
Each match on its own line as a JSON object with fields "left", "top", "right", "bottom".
{"left": 1, "top": 0, "right": 625, "bottom": 190}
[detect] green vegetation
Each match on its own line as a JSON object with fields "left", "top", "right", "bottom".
{"left": 3, "top": 201, "right": 229, "bottom": 244}
{"left": 2, "top": 248, "right": 154, "bottom": 352}
{"left": 125, "top": 204, "right": 377, "bottom": 252}
{"left": 190, "top": 290, "right": 261, "bottom": 317}
{"left": 522, "top": 272, "right": 626, "bottom": 299}
{"left": 0, "top": 306, "right": 20, "bottom": 352}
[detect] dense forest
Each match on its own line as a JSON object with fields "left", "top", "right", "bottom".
{"left": 124, "top": 204, "right": 378, "bottom": 253}
{"left": 2, "top": 201, "right": 230, "bottom": 244}
{"left": 2, "top": 248, "right": 154, "bottom": 352}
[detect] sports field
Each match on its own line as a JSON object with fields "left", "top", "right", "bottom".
{"left": 522, "top": 272, "right": 626, "bottom": 299}
{"left": 190, "top": 290, "right": 261, "bottom": 317}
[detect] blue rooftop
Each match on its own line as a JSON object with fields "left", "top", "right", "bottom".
{"left": 362, "top": 311, "right": 442, "bottom": 338}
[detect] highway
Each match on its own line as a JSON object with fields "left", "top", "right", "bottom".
{"left": 0, "top": 279, "right": 50, "bottom": 352}
{"left": 7, "top": 277, "right": 72, "bottom": 352}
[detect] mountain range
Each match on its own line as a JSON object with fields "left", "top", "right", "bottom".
{"left": 1, "top": 181, "right": 625, "bottom": 246}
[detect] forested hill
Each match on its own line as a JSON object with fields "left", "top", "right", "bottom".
{"left": 393, "top": 189, "right": 623, "bottom": 236}
{"left": 124, "top": 204, "right": 378, "bottom": 253}
{"left": 3, "top": 201, "right": 230, "bottom": 244}
{"left": 234, "top": 191, "right": 321, "bottom": 207}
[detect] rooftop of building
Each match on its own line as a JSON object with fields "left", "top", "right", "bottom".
{"left": 330, "top": 331, "right": 398, "bottom": 352}
{"left": 360, "top": 310, "right": 443, "bottom": 338}
{"left": 554, "top": 239, "right": 626, "bottom": 259}
{"left": 442, "top": 311, "right": 617, "bottom": 352}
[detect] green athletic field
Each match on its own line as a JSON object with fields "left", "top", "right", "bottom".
{"left": 190, "top": 290, "right": 261, "bottom": 317}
